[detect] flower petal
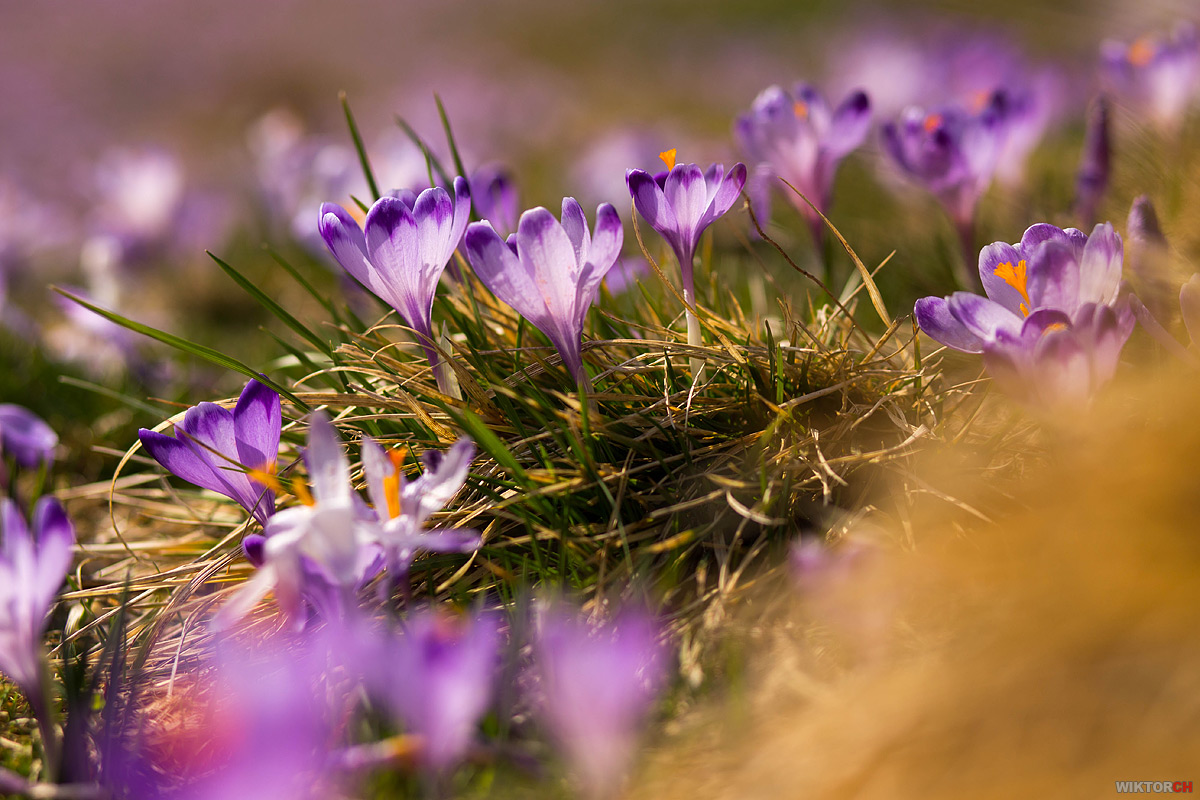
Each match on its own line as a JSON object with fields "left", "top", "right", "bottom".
{"left": 1077, "top": 222, "right": 1123, "bottom": 306}
{"left": 305, "top": 412, "right": 351, "bottom": 507}
{"left": 826, "top": 90, "right": 872, "bottom": 159}
{"left": 977, "top": 241, "right": 1029, "bottom": 317}
{"left": 465, "top": 221, "right": 550, "bottom": 328}
{"left": 626, "top": 169, "right": 679, "bottom": 238}
{"left": 914, "top": 296, "right": 986, "bottom": 353}
{"left": 1025, "top": 240, "right": 1081, "bottom": 314}
{"left": 319, "top": 203, "right": 375, "bottom": 290}
{"left": 946, "top": 292, "right": 1022, "bottom": 342}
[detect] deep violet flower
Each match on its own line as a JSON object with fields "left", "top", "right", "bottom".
{"left": 625, "top": 153, "right": 747, "bottom": 306}
{"left": 882, "top": 93, "right": 1011, "bottom": 283}
{"left": 0, "top": 405, "right": 57, "bottom": 469}
{"left": 214, "top": 412, "right": 381, "bottom": 630}
{"left": 1101, "top": 22, "right": 1200, "bottom": 130}
{"left": 361, "top": 436, "right": 481, "bottom": 586}
{"left": 0, "top": 497, "right": 74, "bottom": 696}
{"left": 139, "top": 379, "right": 280, "bottom": 525}
{"left": 319, "top": 178, "right": 471, "bottom": 389}
{"left": 534, "top": 604, "right": 668, "bottom": 799}
{"left": 734, "top": 84, "right": 870, "bottom": 242}
{"left": 464, "top": 197, "right": 623, "bottom": 384}
{"left": 915, "top": 223, "right": 1134, "bottom": 407}
{"left": 1074, "top": 96, "right": 1112, "bottom": 228}
{"left": 369, "top": 609, "right": 499, "bottom": 773}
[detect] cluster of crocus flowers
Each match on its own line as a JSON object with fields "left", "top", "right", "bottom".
{"left": 734, "top": 83, "right": 871, "bottom": 245}
{"left": 319, "top": 177, "right": 471, "bottom": 396}
{"left": 914, "top": 222, "right": 1135, "bottom": 408}
{"left": 1101, "top": 22, "right": 1199, "bottom": 131}
{"left": 465, "top": 197, "right": 623, "bottom": 385}
{"left": 882, "top": 92, "right": 1011, "bottom": 286}
{"left": 626, "top": 151, "right": 746, "bottom": 364}
{"left": 138, "top": 378, "right": 281, "bottom": 525}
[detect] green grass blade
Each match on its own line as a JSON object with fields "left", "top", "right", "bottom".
{"left": 394, "top": 114, "right": 452, "bottom": 188}
{"left": 340, "top": 91, "right": 381, "bottom": 201}
{"left": 435, "top": 94, "right": 469, "bottom": 181}
{"left": 208, "top": 251, "right": 333, "bottom": 357}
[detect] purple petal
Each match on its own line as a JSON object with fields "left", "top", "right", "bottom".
{"left": 826, "top": 90, "right": 872, "bottom": 159}
{"left": 139, "top": 429, "right": 224, "bottom": 495}
{"left": 516, "top": 206, "right": 581, "bottom": 319}
{"left": 914, "top": 296, "right": 985, "bottom": 353}
{"left": 465, "top": 221, "right": 548, "bottom": 327}
{"left": 626, "top": 169, "right": 679, "bottom": 238}
{"left": 1032, "top": 329, "right": 1091, "bottom": 406}
{"left": 0, "top": 405, "right": 58, "bottom": 469}
{"left": 706, "top": 162, "right": 747, "bottom": 221}
{"left": 662, "top": 163, "right": 708, "bottom": 235}
{"left": 30, "top": 496, "right": 74, "bottom": 607}
{"left": 364, "top": 196, "right": 427, "bottom": 334}
{"left": 1025, "top": 240, "right": 1081, "bottom": 313}
{"left": 1077, "top": 222, "right": 1123, "bottom": 306}
{"left": 586, "top": 203, "right": 624, "bottom": 277}
{"left": 408, "top": 438, "right": 475, "bottom": 523}
{"left": 233, "top": 380, "right": 282, "bottom": 475}
{"left": 1019, "top": 223, "right": 1087, "bottom": 261}
{"left": 946, "top": 292, "right": 1022, "bottom": 342}
{"left": 560, "top": 196, "right": 590, "bottom": 267}
{"left": 412, "top": 186, "right": 456, "bottom": 269}
{"left": 318, "top": 203, "right": 374, "bottom": 290}
{"left": 448, "top": 176, "right": 472, "bottom": 261}
{"left": 304, "top": 412, "right": 351, "bottom": 507}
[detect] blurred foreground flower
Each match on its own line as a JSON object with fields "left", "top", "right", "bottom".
{"left": 915, "top": 223, "right": 1134, "bottom": 407}
{"left": 0, "top": 497, "right": 74, "bottom": 696}
{"left": 0, "top": 404, "right": 57, "bottom": 469}
{"left": 320, "top": 178, "right": 471, "bottom": 395}
{"left": 139, "top": 379, "right": 280, "bottom": 525}
{"left": 882, "top": 94, "right": 1011, "bottom": 285}
{"left": 534, "top": 604, "right": 668, "bottom": 799}
{"left": 368, "top": 609, "right": 499, "bottom": 774}
{"left": 734, "top": 84, "right": 870, "bottom": 244}
{"left": 1101, "top": 22, "right": 1199, "bottom": 131}
{"left": 465, "top": 197, "right": 623, "bottom": 385}
{"left": 361, "top": 436, "right": 481, "bottom": 590}
{"left": 216, "top": 412, "right": 380, "bottom": 629}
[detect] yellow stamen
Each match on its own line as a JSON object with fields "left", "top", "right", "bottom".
{"left": 1043, "top": 322, "right": 1067, "bottom": 335}
{"left": 1128, "top": 36, "right": 1156, "bottom": 67}
{"left": 923, "top": 113, "right": 944, "bottom": 133}
{"left": 248, "top": 464, "right": 283, "bottom": 493}
{"left": 291, "top": 478, "right": 315, "bottom": 507}
{"left": 793, "top": 100, "right": 809, "bottom": 120}
{"left": 994, "top": 260, "right": 1032, "bottom": 317}
{"left": 658, "top": 148, "right": 677, "bottom": 171}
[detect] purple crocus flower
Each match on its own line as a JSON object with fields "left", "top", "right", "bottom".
{"left": 370, "top": 609, "right": 499, "bottom": 773}
{"left": 139, "top": 379, "right": 281, "bottom": 525}
{"left": 470, "top": 165, "right": 519, "bottom": 238}
{"left": 625, "top": 153, "right": 747, "bottom": 308}
{"left": 0, "top": 497, "right": 74, "bottom": 696}
{"left": 914, "top": 223, "right": 1134, "bottom": 407}
{"left": 361, "top": 437, "right": 480, "bottom": 586}
{"left": 0, "top": 405, "right": 57, "bottom": 469}
{"left": 882, "top": 93, "right": 1011, "bottom": 283}
{"left": 319, "top": 178, "right": 471, "bottom": 387}
{"left": 534, "top": 604, "right": 668, "bottom": 799}
{"left": 1074, "top": 96, "right": 1111, "bottom": 228}
{"left": 1101, "top": 22, "right": 1200, "bottom": 131}
{"left": 734, "top": 84, "right": 871, "bottom": 243}
{"left": 465, "top": 197, "right": 623, "bottom": 384}
{"left": 214, "top": 411, "right": 381, "bottom": 630}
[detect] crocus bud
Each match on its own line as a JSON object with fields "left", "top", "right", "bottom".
{"left": 1074, "top": 96, "right": 1111, "bottom": 228}
{"left": 1126, "top": 195, "right": 1173, "bottom": 323}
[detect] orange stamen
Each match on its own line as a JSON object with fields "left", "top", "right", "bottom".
{"left": 658, "top": 148, "right": 677, "bottom": 171}
{"left": 248, "top": 464, "right": 283, "bottom": 493}
{"left": 923, "top": 113, "right": 944, "bottom": 133}
{"left": 793, "top": 100, "right": 809, "bottom": 120}
{"left": 994, "top": 260, "right": 1032, "bottom": 317}
{"left": 381, "top": 448, "right": 407, "bottom": 519}
{"left": 1127, "top": 36, "right": 1156, "bottom": 67}
{"left": 291, "top": 478, "right": 315, "bottom": 507}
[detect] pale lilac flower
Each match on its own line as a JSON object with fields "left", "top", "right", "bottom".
{"left": 0, "top": 405, "right": 57, "bottom": 469}
{"left": 470, "top": 165, "right": 519, "bottom": 238}
{"left": 625, "top": 155, "right": 747, "bottom": 305}
{"left": 0, "top": 497, "right": 74, "bottom": 695}
{"left": 534, "top": 604, "right": 668, "bottom": 799}
{"left": 319, "top": 178, "right": 471, "bottom": 385}
{"left": 734, "top": 84, "right": 870, "bottom": 241}
{"left": 915, "top": 223, "right": 1134, "bottom": 406}
{"left": 1101, "top": 22, "right": 1200, "bottom": 130}
{"left": 882, "top": 95, "right": 1011, "bottom": 256}
{"left": 215, "top": 412, "right": 380, "bottom": 629}
{"left": 465, "top": 198, "right": 623, "bottom": 384}
{"left": 139, "top": 379, "right": 281, "bottom": 525}
{"left": 369, "top": 609, "right": 499, "bottom": 773}
{"left": 361, "top": 436, "right": 480, "bottom": 585}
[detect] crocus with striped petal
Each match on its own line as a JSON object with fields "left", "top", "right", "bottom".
{"left": 139, "top": 379, "right": 280, "bottom": 525}
{"left": 915, "top": 222, "right": 1134, "bottom": 407}
{"left": 319, "top": 178, "right": 471, "bottom": 389}
{"left": 0, "top": 497, "right": 74, "bottom": 696}
{"left": 361, "top": 437, "right": 480, "bottom": 588}
{"left": 735, "top": 84, "right": 870, "bottom": 243}
{"left": 465, "top": 198, "right": 623, "bottom": 384}
{"left": 534, "top": 604, "right": 668, "bottom": 800}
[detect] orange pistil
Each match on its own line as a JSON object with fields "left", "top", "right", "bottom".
{"left": 793, "top": 100, "right": 809, "bottom": 120}
{"left": 994, "top": 260, "right": 1032, "bottom": 316}
{"left": 381, "top": 448, "right": 407, "bottom": 519}
{"left": 658, "top": 148, "right": 677, "bottom": 171}
{"left": 923, "top": 113, "right": 944, "bottom": 133}
{"left": 1127, "top": 36, "right": 1156, "bottom": 68}
{"left": 248, "top": 463, "right": 282, "bottom": 492}
{"left": 291, "top": 478, "right": 315, "bottom": 507}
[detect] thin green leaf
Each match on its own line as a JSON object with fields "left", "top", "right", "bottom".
{"left": 208, "top": 251, "right": 333, "bottom": 357}
{"left": 340, "top": 91, "right": 381, "bottom": 201}
{"left": 435, "top": 94, "right": 469, "bottom": 181}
